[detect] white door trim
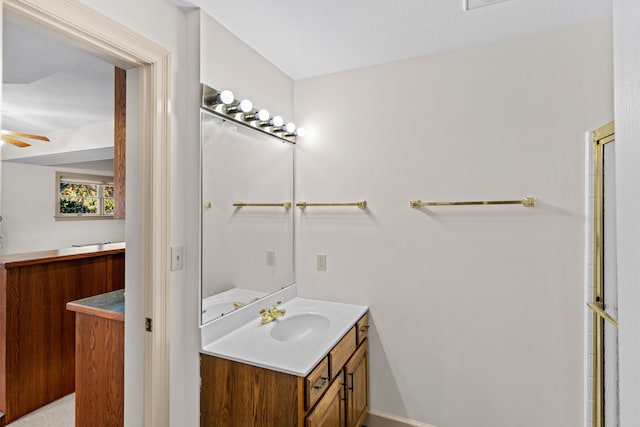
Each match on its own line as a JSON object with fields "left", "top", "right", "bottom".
{"left": 2, "top": 1, "right": 172, "bottom": 426}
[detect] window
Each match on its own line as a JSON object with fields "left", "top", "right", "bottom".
{"left": 56, "top": 172, "right": 115, "bottom": 220}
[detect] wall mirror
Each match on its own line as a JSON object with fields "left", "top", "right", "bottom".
{"left": 200, "top": 109, "right": 294, "bottom": 324}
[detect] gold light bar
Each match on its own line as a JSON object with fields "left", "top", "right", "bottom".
{"left": 233, "top": 201, "right": 292, "bottom": 209}
{"left": 409, "top": 197, "right": 535, "bottom": 208}
{"left": 587, "top": 302, "right": 619, "bottom": 329}
{"left": 296, "top": 201, "right": 367, "bottom": 209}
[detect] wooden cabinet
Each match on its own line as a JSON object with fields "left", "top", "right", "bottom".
{"left": 306, "top": 372, "right": 345, "bottom": 427}
{"left": 201, "top": 312, "right": 369, "bottom": 427}
{"left": 0, "top": 243, "right": 125, "bottom": 424}
{"left": 67, "top": 290, "right": 125, "bottom": 427}
{"left": 345, "top": 342, "right": 368, "bottom": 427}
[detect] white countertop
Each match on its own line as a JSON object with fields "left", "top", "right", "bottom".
{"left": 201, "top": 288, "right": 268, "bottom": 324}
{"left": 201, "top": 296, "right": 368, "bottom": 376}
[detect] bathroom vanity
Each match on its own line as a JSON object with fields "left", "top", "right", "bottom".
{"left": 200, "top": 288, "right": 369, "bottom": 427}
{"left": 198, "top": 87, "right": 370, "bottom": 426}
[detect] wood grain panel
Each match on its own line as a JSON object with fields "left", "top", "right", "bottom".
{"left": 74, "top": 312, "right": 124, "bottom": 426}
{"left": 305, "top": 356, "right": 329, "bottom": 410}
{"left": 345, "top": 340, "right": 369, "bottom": 427}
{"left": 329, "top": 327, "right": 356, "bottom": 380}
{"left": 200, "top": 355, "right": 300, "bottom": 427}
{"left": 0, "top": 250, "right": 124, "bottom": 424}
{"left": 0, "top": 268, "right": 6, "bottom": 415}
{"left": 0, "top": 242, "right": 125, "bottom": 268}
{"left": 114, "top": 66, "right": 126, "bottom": 219}
{"left": 305, "top": 372, "right": 345, "bottom": 427}
{"left": 356, "top": 313, "right": 368, "bottom": 345}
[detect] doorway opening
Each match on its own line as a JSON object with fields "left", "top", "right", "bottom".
{"left": 0, "top": 1, "right": 171, "bottom": 426}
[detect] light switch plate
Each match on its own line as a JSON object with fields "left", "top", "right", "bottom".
{"left": 317, "top": 254, "right": 327, "bottom": 272}
{"left": 266, "top": 250, "right": 276, "bottom": 267}
{"left": 171, "top": 245, "right": 184, "bottom": 271}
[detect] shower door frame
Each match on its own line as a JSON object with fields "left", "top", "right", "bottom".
{"left": 590, "top": 121, "right": 618, "bottom": 427}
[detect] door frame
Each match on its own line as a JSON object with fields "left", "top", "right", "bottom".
{"left": 1, "top": 1, "right": 172, "bottom": 426}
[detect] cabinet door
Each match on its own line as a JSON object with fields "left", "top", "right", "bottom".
{"left": 306, "top": 372, "right": 345, "bottom": 427}
{"left": 345, "top": 340, "right": 369, "bottom": 427}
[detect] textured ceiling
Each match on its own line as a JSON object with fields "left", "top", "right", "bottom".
{"left": 173, "top": 0, "right": 612, "bottom": 80}
{"left": 2, "top": 11, "right": 114, "bottom": 135}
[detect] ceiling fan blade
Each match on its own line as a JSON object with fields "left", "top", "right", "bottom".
{"left": 1, "top": 130, "right": 50, "bottom": 141}
{"left": 1, "top": 134, "right": 31, "bottom": 147}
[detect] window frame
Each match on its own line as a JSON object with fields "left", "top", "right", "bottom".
{"left": 55, "top": 171, "right": 116, "bottom": 220}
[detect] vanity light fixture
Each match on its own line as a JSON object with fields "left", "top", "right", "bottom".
{"left": 201, "top": 84, "right": 300, "bottom": 143}
{"left": 226, "top": 99, "right": 253, "bottom": 114}
{"left": 295, "top": 128, "right": 306, "bottom": 137}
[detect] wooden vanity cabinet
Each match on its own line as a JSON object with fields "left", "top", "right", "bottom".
{"left": 200, "top": 312, "right": 369, "bottom": 427}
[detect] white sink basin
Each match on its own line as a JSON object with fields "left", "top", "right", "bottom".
{"left": 270, "top": 314, "right": 330, "bottom": 343}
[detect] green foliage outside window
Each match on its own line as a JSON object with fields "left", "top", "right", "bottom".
{"left": 58, "top": 178, "right": 115, "bottom": 216}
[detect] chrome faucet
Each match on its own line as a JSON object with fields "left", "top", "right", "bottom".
{"left": 260, "top": 301, "right": 286, "bottom": 324}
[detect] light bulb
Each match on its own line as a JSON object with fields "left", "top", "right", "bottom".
{"left": 245, "top": 109, "right": 270, "bottom": 123}
{"left": 285, "top": 123, "right": 296, "bottom": 134}
{"left": 238, "top": 99, "right": 253, "bottom": 112}
{"left": 217, "top": 90, "right": 235, "bottom": 105}
{"left": 256, "top": 109, "right": 270, "bottom": 122}
{"left": 295, "top": 127, "right": 306, "bottom": 137}
{"left": 227, "top": 98, "right": 253, "bottom": 114}
{"left": 270, "top": 116, "right": 284, "bottom": 127}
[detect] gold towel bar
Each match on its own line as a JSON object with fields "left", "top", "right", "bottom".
{"left": 296, "top": 201, "right": 367, "bottom": 209}
{"left": 233, "top": 201, "right": 292, "bottom": 209}
{"left": 587, "top": 302, "right": 619, "bottom": 329}
{"left": 409, "top": 197, "right": 536, "bottom": 208}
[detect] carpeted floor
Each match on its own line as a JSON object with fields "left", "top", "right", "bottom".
{"left": 5, "top": 394, "right": 74, "bottom": 427}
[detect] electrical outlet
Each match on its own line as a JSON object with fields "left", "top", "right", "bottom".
{"left": 171, "top": 245, "right": 184, "bottom": 271}
{"left": 317, "top": 254, "right": 327, "bottom": 272}
{"left": 266, "top": 250, "right": 276, "bottom": 266}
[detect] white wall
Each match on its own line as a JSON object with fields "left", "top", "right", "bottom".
{"left": 294, "top": 21, "right": 613, "bottom": 427}
{"left": 612, "top": 1, "right": 640, "bottom": 426}
{"left": 0, "top": 161, "right": 124, "bottom": 253}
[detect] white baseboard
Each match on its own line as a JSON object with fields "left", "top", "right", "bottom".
{"left": 366, "top": 410, "right": 437, "bottom": 427}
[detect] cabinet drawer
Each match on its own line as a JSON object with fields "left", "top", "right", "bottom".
{"left": 356, "top": 313, "right": 369, "bottom": 345}
{"left": 306, "top": 356, "right": 330, "bottom": 410}
{"left": 330, "top": 326, "right": 356, "bottom": 379}
{"left": 305, "top": 371, "right": 345, "bottom": 427}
